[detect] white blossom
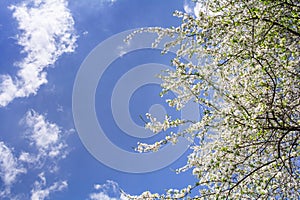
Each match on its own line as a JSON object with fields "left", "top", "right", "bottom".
{"left": 128, "top": 0, "right": 300, "bottom": 199}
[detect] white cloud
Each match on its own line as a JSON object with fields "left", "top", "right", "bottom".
{"left": 184, "top": 0, "right": 222, "bottom": 18}
{"left": 0, "top": 142, "right": 26, "bottom": 196}
{"left": 0, "top": 0, "right": 77, "bottom": 107}
{"left": 19, "top": 151, "right": 36, "bottom": 163}
{"left": 0, "top": 110, "right": 70, "bottom": 199}
{"left": 94, "top": 184, "right": 102, "bottom": 190}
{"left": 193, "top": 2, "right": 206, "bottom": 18}
{"left": 192, "top": 0, "right": 223, "bottom": 18}
{"left": 100, "top": 0, "right": 117, "bottom": 5}
{"left": 89, "top": 192, "right": 128, "bottom": 200}
{"left": 94, "top": 180, "right": 119, "bottom": 193}
{"left": 71, "top": 0, "right": 117, "bottom": 17}
{"left": 90, "top": 192, "right": 119, "bottom": 200}
{"left": 25, "top": 111, "right": 59, "bottom": 148}
{"left": 89, "top": 180, "right": 128, "bottom": 200}
{"left": 16, "top": 109, "right": 69, "bottom": 177}
{"left": 184, "top": 5, "right": 193, "bottom": 14}
{"left": 183, "top": 0, "right": 193, "bottom": 14}
{"left": 22, "top": 109, "right": 68, "bottom": 162}
{"left": 31, "top": 172, "right": 67, "bottom": 200}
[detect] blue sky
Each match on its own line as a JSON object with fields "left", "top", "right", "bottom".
{"left": 0, "top": 0, "right": 200, "bottom": 199}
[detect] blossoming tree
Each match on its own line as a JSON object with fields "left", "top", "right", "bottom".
{"left": 126, "top": 0, "right": 299, "bottom": 199}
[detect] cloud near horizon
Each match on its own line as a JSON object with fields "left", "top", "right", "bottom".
{"left": 0, "top": 0, "right": 77, "bottom": 107}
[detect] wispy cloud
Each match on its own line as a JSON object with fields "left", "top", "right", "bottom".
{"left": 19, "top": 109, "right": 69, "bottom": 172}
{"left": 98, "top": 0, "right": 117, "bottom": 6}
{"left": 30, "top": 173, "right": 68, "bottom": 200}
{"left": 23, "top": 110, "right": 68, "bottom": 157}
{"left": 0, "top": 110, "right": 70, "bottom": 198}
{"left": 89, "top": 180, "right": 128, "bottom": 200}
{"left": 0, "top": 0, "right": 77, "bottom": 107}
{"left": 90, "top": 192, "right": 119, "bottom": 200}
{"left": 70, "top": 0, "right": 118, "bottom": 19}
{"left": 0, "top": 142, "right": 26, "bottom": 196}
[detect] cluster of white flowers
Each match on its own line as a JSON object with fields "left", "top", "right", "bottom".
{"left": 136, "top": 114, "right": 184, "bottom": 153}
{"left": 144, "top": 113, "right": 172, "bottom": 133}
{"left": 124, "top": 186, "right": 195, "bottom": 200}
{"left": 136, "top": 132, "right": 180, "bottom": 153}
{"left": 123, "top": 191, "right": 160, "bottom": 200}
{"left": 127, "top": 0, "right": 300, "bottom": 199}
